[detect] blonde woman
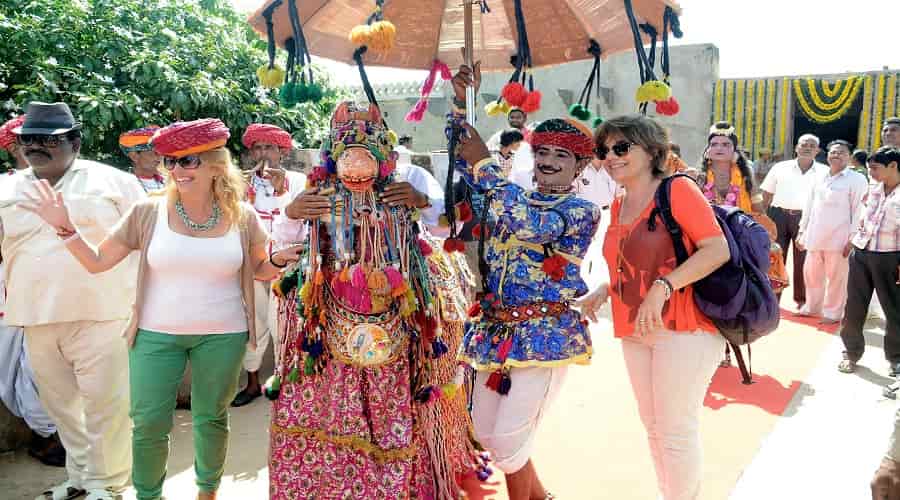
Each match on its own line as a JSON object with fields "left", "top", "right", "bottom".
{"left": 21, "top": 119, "right": 301, "bottom": 500}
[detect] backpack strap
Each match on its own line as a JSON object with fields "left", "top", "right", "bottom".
{"left": 649, "top": 174, "right": 692, "bottom": 266}
{"left": 730, "top": 322, "right": 754, "bottom": 384}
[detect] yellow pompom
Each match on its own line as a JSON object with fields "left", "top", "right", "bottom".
{"left": 498, "top": 101, "right": 512, "bottom": 115}
{"left": 484, "top": 101, "right": 503, "bottom": 117}
{"left": 635, "top": 81, "right": 672, "bottom": 103}
{"left": 270, "top": 280, "right": 284, "bottom": 298}
{"left": 440, "top": 383, "right": 459, "bottom": 399}
{"left": 367, "top": 21, "right": 396, "bottom": 52}
{"left": 438, "top": 214, "right": 450, "bottom": 227}
{"left": 387, "top": 130, "right": 399, "bottom": 145}
{"left": 256, "top": 65, "right": 286, "bottom": 89}
{"left": 349, "top": 25, "right": 371, "bottom": 46}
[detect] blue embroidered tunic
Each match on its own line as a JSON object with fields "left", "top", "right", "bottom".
{"left": 456, "top": 160, "right": 601, "bottom": 370}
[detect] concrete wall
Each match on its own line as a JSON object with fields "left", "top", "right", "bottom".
{"left": 350, "top": 43, "right": 719, "bottom": 168}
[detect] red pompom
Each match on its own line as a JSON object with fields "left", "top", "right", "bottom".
{"left": 443, "top": 238, "right": 465, "bottom": 253}
{"left": 655, "top": 96, "right": 680, "bottom": 116}
{"left": 471, "top": 223, "right": 482, "bottom": 239}
{"left": 541, "top": 254, "right": 568, "bottom": 281}
{"left": 519, "top": 90, "right": 542, "bottom": 113}
{"left": 497, "top": 337, "right": 513, "bottom": 361}
{"left": 485, "top": 371, "right": 503, "bottom": 391}
{"left": 501, "top": 82, "right": 528, "bottom": 107}
{"left": 455, "top": 201, "right": 473, "bottom": 223}
{"left": 467, "top": 302, "right": 482, "bottom": 318}
{"left": 417, "top": 237, "right": 433, "bottom": 256}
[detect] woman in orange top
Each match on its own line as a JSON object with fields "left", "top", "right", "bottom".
{"left": 579, "top": 115, "right": 730, "bottom": 500}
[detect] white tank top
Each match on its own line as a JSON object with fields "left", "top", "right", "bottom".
{"left": 139, "top": 201, "right": 247, "bottom": 335}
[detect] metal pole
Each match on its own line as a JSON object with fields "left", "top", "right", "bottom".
{"left": 463, "top": 0, "right": 476, "bottom": 124}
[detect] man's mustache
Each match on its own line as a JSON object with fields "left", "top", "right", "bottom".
{"left": 24, "top": 148, "right": 51, "bottom": 159}
{"left": 536, "top": 163, "right": 562, "bottom": 173}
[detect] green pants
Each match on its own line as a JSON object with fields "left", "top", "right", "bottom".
{"left": 129, "top": 329, "right": 247, "bottom": 500}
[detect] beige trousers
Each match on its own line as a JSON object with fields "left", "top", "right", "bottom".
{"left": 471, "top": 366, "right": 567, "bottom": 474}
{"left": 801, "top": 250, "right": 850, "bottom": 321}
{"left": 24, "top": 319, "right": 131, "bottom": 492}
{"left": 242, "top": 280, "right": 279, "bottom": 372}
{"left": 621, "top": 330, "right": 724, "bottom": 500}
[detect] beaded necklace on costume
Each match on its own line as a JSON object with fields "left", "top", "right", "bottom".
{"left": 703, "top": 163, "right": 751, "bottom": 210}
{"left": 175, "top": 199, "right": 221, "bottom": 231}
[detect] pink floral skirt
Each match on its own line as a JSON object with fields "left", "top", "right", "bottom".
{"left": 269, "top": 355, "right": 436, "bottom": 499}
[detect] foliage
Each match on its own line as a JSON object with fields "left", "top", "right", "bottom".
{"left": 0, "top": 0, "right": 345, "bottom": 169}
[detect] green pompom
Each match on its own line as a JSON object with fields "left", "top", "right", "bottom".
{"left": 592, "top": 116, "right": 605, "bottom": 128}
{"left": 305, "top": 83, "right": 324, "bottom": 102}
{"left": 568, "top": 103, "right": 592, "bottom": 121}
{"left": 263, "top": 375, "right": 281, "bottom": 400}
{"left": 279, "top": 82, "right": 300, "bottom": 108}
{"left": 303, "top": 355, "right": 315, "bottom": 376}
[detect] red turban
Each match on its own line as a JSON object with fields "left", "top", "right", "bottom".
{"left": 151, "top": 119, "right": 230, "bottom": 158}
{"left": 0, "top": 115, "right": 25, "bottom": 152}
{"left": 530, "top": 118, "right": 594, "bottom": 158}
{"left": 119, "top": 126, "right": 160, "bottom": 153}
{"left": 242, "top": 124, "right": 292, "bottom": 150}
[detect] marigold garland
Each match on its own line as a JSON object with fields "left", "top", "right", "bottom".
{"left": 735, "top": 80, "right": 745, "bottom": 142}
{"left": 873, "top": 74, "right": 887, "bottom": 149}
{"left": 726, "top": 80, "right": 735, "bottom": 125}
{"left": 887, "top": 74, "right": 898, "bottom": 120}
{"left": 822, "top": 79, "right": 842, "bottom": 98}
{"left": 779, "top": 78, "right": 789, "bottom": 153}
{"left": 858, "top": 75, "right": 874, "bottom": 151}
{"left": 765, "top": 79, "right": 776, "bottom": 153}
{"left": 744, "top": 80, "right": 755, "bottom": 152}
{"left": 807, "top": 77, "right": 860, "bottom": 111}
{"left": 793, "top": 77, "right": 864, "bottom": 124}
{"left": 713, "top": 80, "right": 724, "bottom": 122}
{"left": 754, "top": 79, "right": 765, "bottom": 157}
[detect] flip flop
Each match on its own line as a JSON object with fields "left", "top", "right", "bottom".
{"left": 35, "top": 481, "right": 85, "bottom": 500}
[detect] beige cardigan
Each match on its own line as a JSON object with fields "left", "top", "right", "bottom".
{"left": 111, "top": 197, "right": 267, "bottom": 348}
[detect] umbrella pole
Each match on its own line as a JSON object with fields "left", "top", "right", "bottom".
{"left": 464, "top": 0, "right": 476, "bottom": 124}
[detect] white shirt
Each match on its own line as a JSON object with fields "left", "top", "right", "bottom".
{"left": 0, "top": 160, "right": 144, "bottom": 326}
{"left": 394, "top": 145, "right": 414, "bottom": 165}
{"left": 574, "top": 166, "right": 618, "bottom": 209}
{"left": 140, "top": 201, "right": 247, "bottom": 334}
{"left": 798, "top": 167, "right": 869, "bottom": 252}
{"left": 394, "top": 163, "right": 445, "bottom": 228}
{"left": 760, "top": 159, "right": 827, "bottom": 210}
{"left": 252, "top": 170, "right": 306, "bottom": 250}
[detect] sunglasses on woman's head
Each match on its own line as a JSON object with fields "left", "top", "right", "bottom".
{"left": 163, "top": 155, "right": 201, "bottom": 170}
{"left": 595, "top": 140, "right": 635, "bottom": 160}
{"left": 16, "top": 134, "right": 71, "bottom": 148}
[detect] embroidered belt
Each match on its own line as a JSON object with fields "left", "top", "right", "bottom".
{"left": 324, "top": 301, "right": 408, "bottom": 368}
{"left": 485, "top": 301, "right": 570, "bottom": 323}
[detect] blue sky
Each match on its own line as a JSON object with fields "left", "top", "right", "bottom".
{"left": 231, "top": 0, "right": 900, "bottom": 84}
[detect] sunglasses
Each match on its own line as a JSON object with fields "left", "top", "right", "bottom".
{"left": 16, "top": 134, "right": 71, "bottom": 148}
{"left": 595, "top": 140, "right": 635, "bottom": 160}
{"left": 162, "top": 155, "right": 202, "bottom": 170}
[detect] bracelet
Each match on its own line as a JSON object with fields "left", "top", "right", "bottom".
{"left": 269, "top": 252, "right": 287, "bottom": 269}
{"left": 452, "top": 97, "right": 466, "bottom": 108}
{"left": 62, "top": 232, "right": 81, "bottom": 244}
{"left": 653, "top": 277, "right": 674, "bottom": 300}
{"left": 56, "top": 226, "right": 76, "bottom": 239}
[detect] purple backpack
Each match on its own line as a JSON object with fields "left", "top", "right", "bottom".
{"left": 651, "top": 175, "right": 780, "bottom": 384}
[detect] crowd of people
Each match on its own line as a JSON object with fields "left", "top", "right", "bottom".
{"left": 0, "top": 63, "right": 897, "bottom": 500}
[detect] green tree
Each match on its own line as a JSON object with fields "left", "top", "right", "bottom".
{"left": 0, "top": 0, "right": 343, "bottom": 169}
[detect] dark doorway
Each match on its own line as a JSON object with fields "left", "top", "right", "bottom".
{"left": 793, "top": 89, "right": 864, "bottom": 162}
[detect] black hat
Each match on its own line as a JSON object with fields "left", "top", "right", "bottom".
{"left": 13, "top": 102, "right": 81, "bottom": 135}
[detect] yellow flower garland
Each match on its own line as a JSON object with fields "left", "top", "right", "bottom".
{"left": 735, "top": 80, "right": 745, "bottom": 142}
{"left": 858, "top": 76, "right": 873, "bottom": 151}
{"left": 765, "top": 79, "right": 776, "bottom": 153}
{"left": 822, "top": 79, "right": 841, "bottom": 98}
{"left": 807, "top": 77, "right": 860, "bottom": 111}
{"left": 754, "top": 80, "right": 765, "bottom": 157}
{"left": 726, "top": 80, "right": 735, "bottom": 124}
{"left": 887, "top": 74, "right": 898, "bottom": 121}
{"left": 714, "top": 80, "right": 724, "bottom": 122}
{"left": 793, "top": 77, "right": 864, "bottom": 123}
{"left": 873, "top": 74, "right": 887, "bottom": 149}
{"left": 779, "top": 78, "right": 789, "bottom": 153}
{"left": 744, "top": 80, "right": 755, "bottom": 148}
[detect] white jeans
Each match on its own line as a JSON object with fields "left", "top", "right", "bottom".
{"left": 802, "top": 250, "right": 849, "bottom": 321}
{"left": 471, "top": 366, "right": 567, "bottom": 474}
{"left": 621, "top": 330, "right": 724, "bottom": 500}
{"left": 242, "top": 280, "right": 279, "bottom": 373}
{"left": 24, "top": 319, "right": 131, "bottom": 492}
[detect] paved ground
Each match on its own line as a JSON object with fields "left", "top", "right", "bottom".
{"left": 1, "top": 294, "right": 893, "bottom": 499}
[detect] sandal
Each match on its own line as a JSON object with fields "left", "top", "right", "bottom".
{"left": 35, "top": 480, "right": 85, "bottom": 500}
{"left": 720, "top": 346, "right": 732, "bottom": 368}
{"left": 84, "top": 490, "right": 122, "bottom": 500}
{"left": 838, "top": 355, "right": 857, "bottom": 374}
